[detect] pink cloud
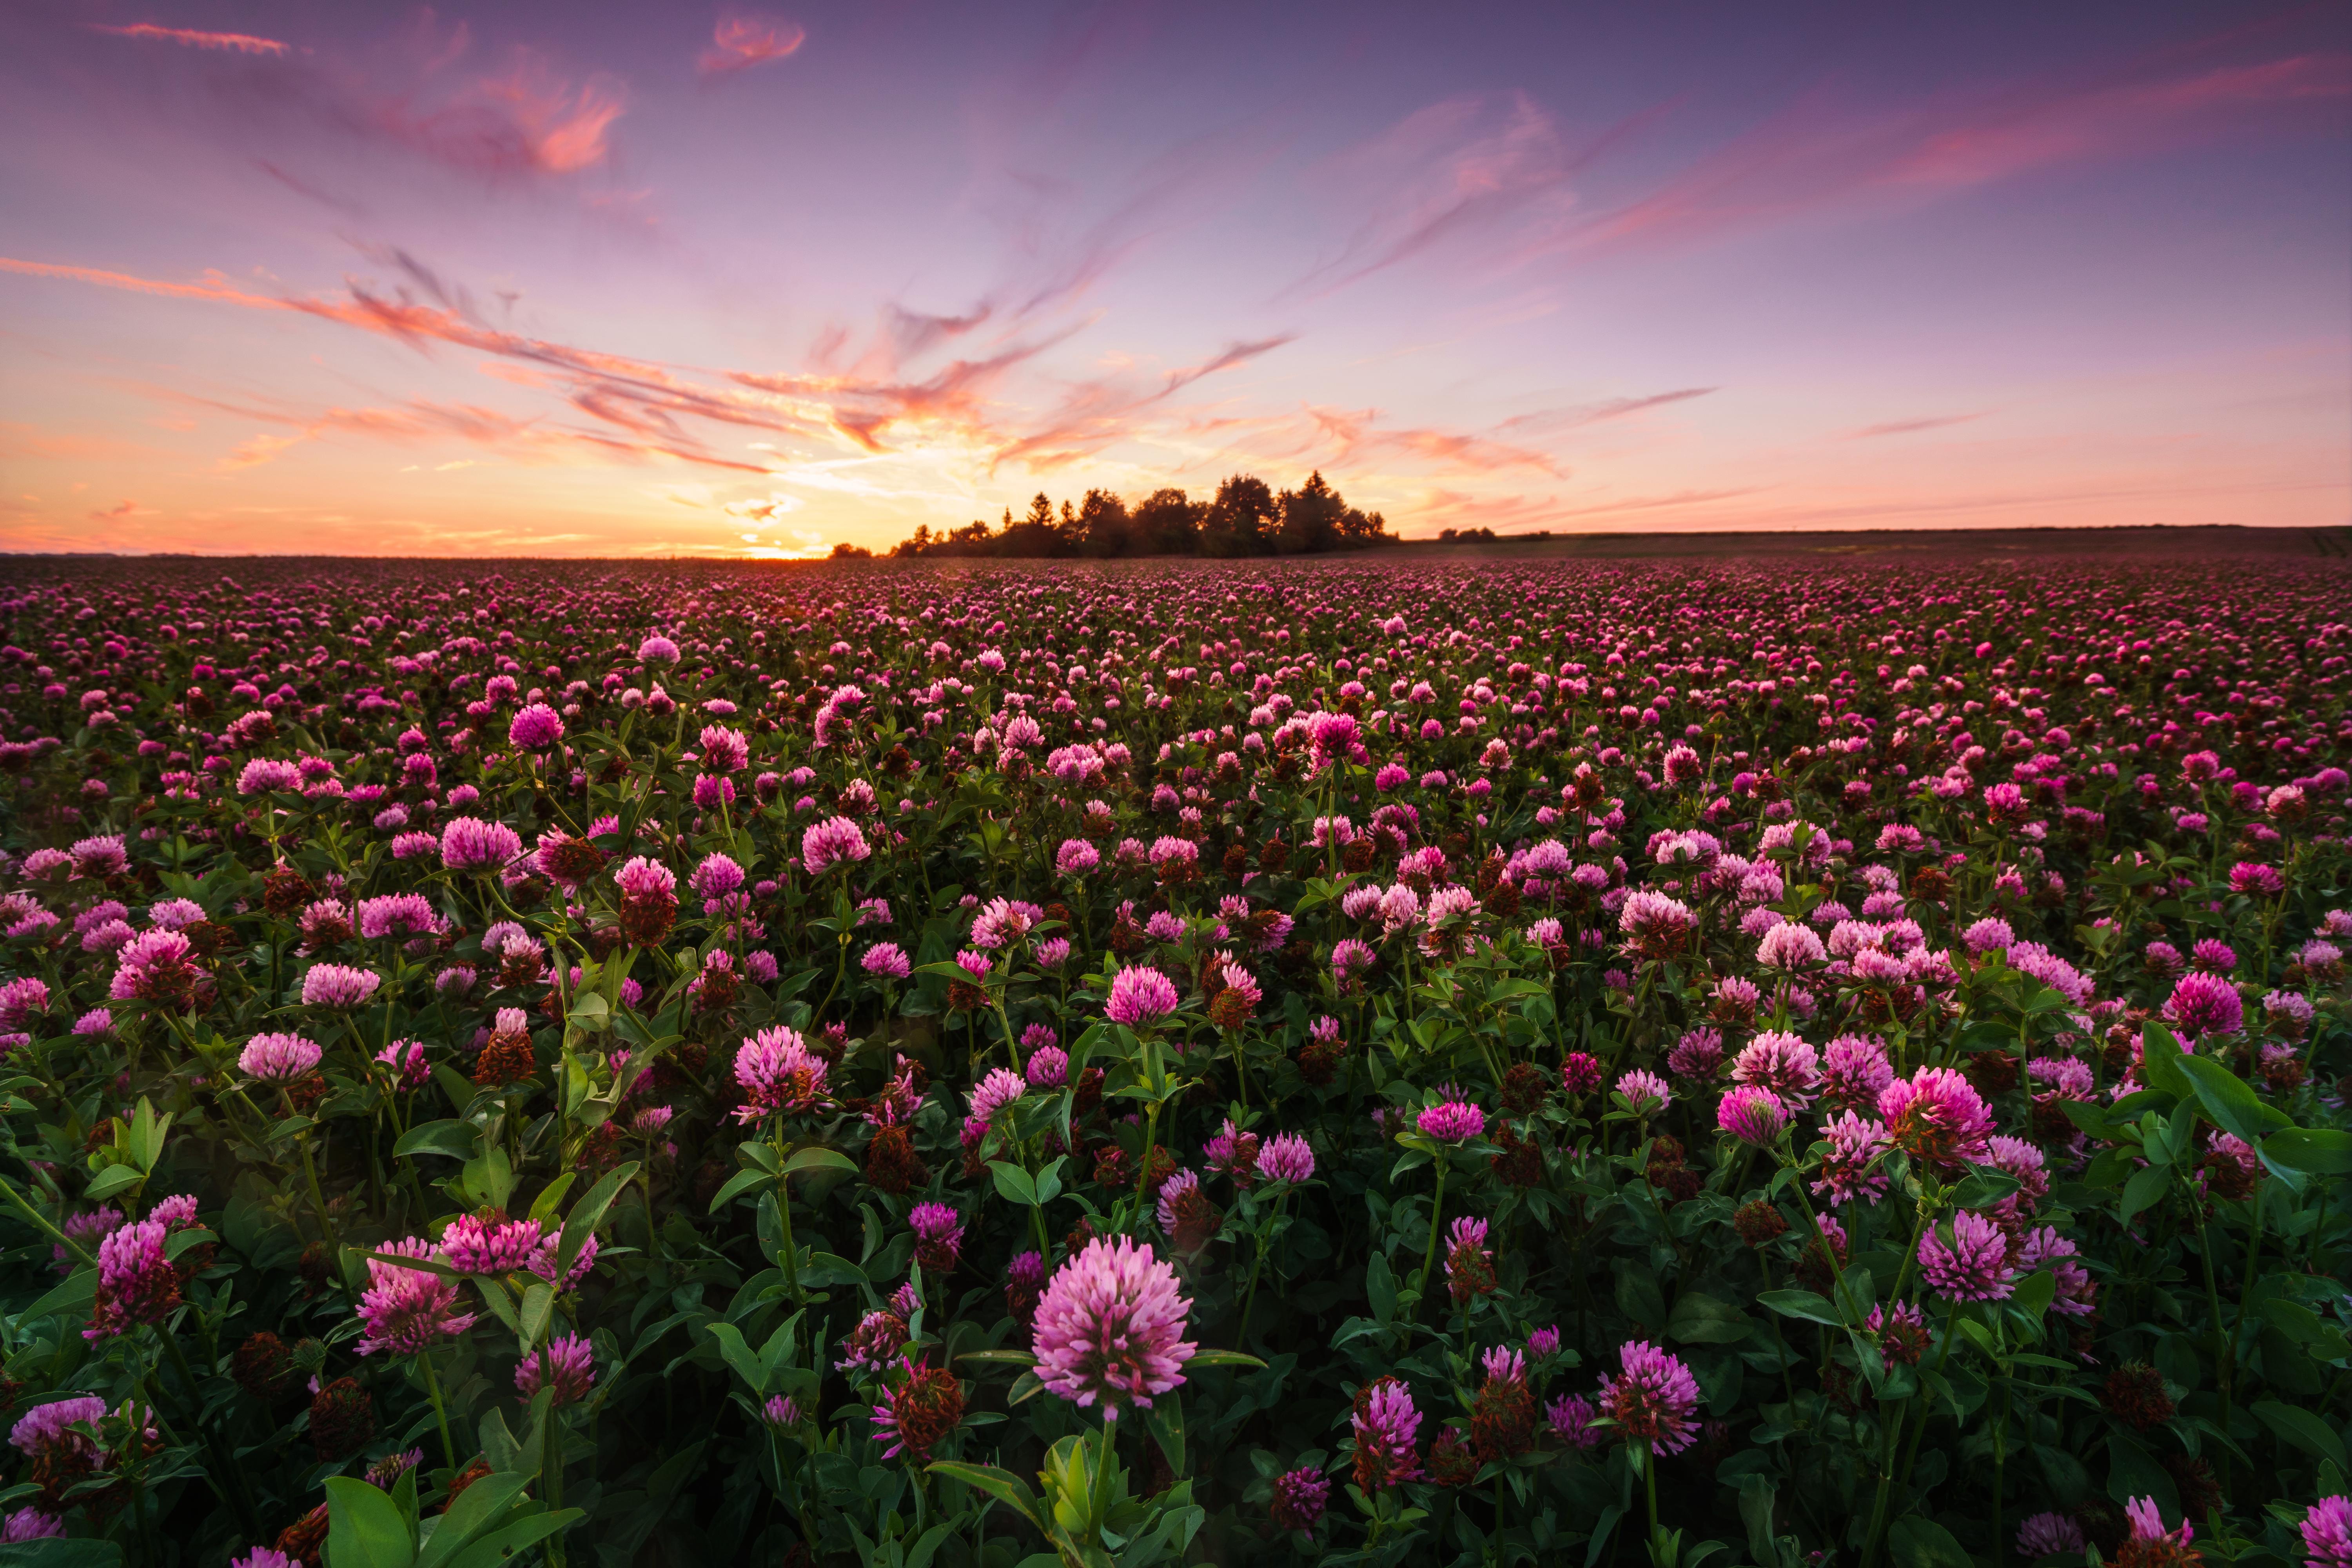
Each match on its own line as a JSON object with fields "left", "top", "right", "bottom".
{"left": 1579, "top": 50, "right": 2351, "bottom": 255}
{"left": 1847, "top": 413, "right": 1986, "bottom": 439}
{"left": 700, "top": 13, "right": 807, "bottom": 76}
{"left": 91, "top": 22, "right": 291, "bottom": 57}
{"left": 389, "top": 54, "right": 629, "bottom": 175}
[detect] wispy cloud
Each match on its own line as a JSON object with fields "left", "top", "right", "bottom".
{"left": 699, "top": 13, "right": 806, "bottom": 76}
{"left": 1495, "top": 387, "right": 1718, "bottom": 436}
{"left": 1847, "top": 413, "right": 1985, "bottom": 439}
{"left": 1286, "top": 92, "right": 1674, "bottom": 300}
{"left": 92, "top": 23, "right": 292, "bottom": 57}
{"left": 1577, "top": 49, "right": 2350, "bottom": 256}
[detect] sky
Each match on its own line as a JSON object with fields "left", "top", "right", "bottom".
{"left": 1, "top": 0, "right": 2346, "bottom": 557}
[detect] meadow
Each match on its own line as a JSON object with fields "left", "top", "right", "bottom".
{"left": 0, "top": 551, "right": 2346, "bottom": 1568}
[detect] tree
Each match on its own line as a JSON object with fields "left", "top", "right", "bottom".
{"left": 1200, "top": 474, "right": 1276, "bottom": 557}
{"left": 1075, "top": 489, "right": 1131, "bottom": 557}
{"left": 1276, "top": 471, "right": 1345, "bottom": 555}
{"left": 1130, "top": 488, "right": 1201, "bottom": 555}
{"left": 887, "top": 470, "right": 1394, "bottom": 558}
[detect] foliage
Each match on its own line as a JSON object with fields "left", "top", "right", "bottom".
{"left": 0, "top": 554, "right": 2345, "bottom": 1568}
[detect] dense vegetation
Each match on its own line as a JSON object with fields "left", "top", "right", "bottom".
{"left": 889, "top": 473, "right": 1395, "bottom": 559}
{"left": 0, "top": 554, "right": 2347, "bottom": 1568}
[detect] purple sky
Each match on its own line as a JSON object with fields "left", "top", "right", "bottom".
{"left": 2, "top": 0, "right": 2346, "bottom": 555}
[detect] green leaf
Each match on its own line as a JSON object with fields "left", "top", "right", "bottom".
{"left": 2174, "top": 1054, "right": 2291, "bottom": 1145}
{"left": 1366, "top": 1250, "right": 1396, "bottom": 1325}
{"left": 1185, "top": 1349, "right": 1267, "bottom": 1368}
{"left": 517, "top": 1282, "right": 555, "bottom": 1352}
{"left": 2118, "top": 1164, "right": 2171, "bottom": 1226}
{"left": 414, "top": 1472, "right": 532, "bottom": 1568}
{"left": 988, "top": 1161, "right": 1038, "bottom": 1207}
{"left": 2264, "top": 1127, "right": 2352, "bottom": 1176}
{"left": 800, "top": 1251, "right": 866, "bottom": 1288}
{"left": 1887, "top": 1516, "right": 1971, "bottom": 1568}
{"left": 707, "top": 1167, "right": 770, "bottom": 1213}
{"left": 1665, "top": 1292, "right": 1753, "bottom": 1345}
{"left": 925, "top": 1462, "right": 1043, "bottom": 1529}
{"left": 2252, "top": 1399, "right": 2351, "bottom": 1472}
{"left": 2056, "top": 1100, "right": 2114, "bottom": 1139}
{"left": 2136, "top": 1022, "right": 2192, "bottom": 1099}
{"left": 1755, "top": 1289, "right": 1844, "bottom": 1328}
{"left": 556, "top": 1160, "right": 640, "bottom": 1278}
{"left": 1143, "top": 1391, "right": 1185, "bottom": 1475}
{"left": 80, "top": 1164, "right": 145, "bottom": 1202}
{"left": 957, "top": 1349, "right": 1041, "bottom": 1368}
{"left": 324, "top": 1476, "right": 417, "bottom": 1568}
{"left": 18, "top": 1268, "right": 98, "bottom": 1323}
{"left": 0, "top": 1542, "right": 127, "bottom": 1567}
{"left": 362, "top": 1249, "right": 459, "bottom": 1279}
{"left": 2009, "top": 1269, "right": 2057, "bottom": 1320}
{"left": 526, "top": 1172, "right": 578, "bottom": 1227}
{"left": 443, "top": 1509, "right": 585, "bottom": 1568}
{"left": 1945, "top": 1163, "right": 2023, "bottom": 1211}
{"left": 127, "top": 1098, "right": 166, "bottom": 1173}
{"left": 706, "top": 1321, "right": 776, "bottom": 1397}
{"left": 780, "top": 1145, "right": 857, "bottom": 1178}
{"left": 1614, "top": 1265, "right": 1667, "bottom": 1334}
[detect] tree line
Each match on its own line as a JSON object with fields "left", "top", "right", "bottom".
{"left": 887, "top": 471, "right": 1398, "bottom": 559}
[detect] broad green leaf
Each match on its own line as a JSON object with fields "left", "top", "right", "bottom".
{"left": 414, "top": 1472, "right": 532, "bottom": 1568}
{"left": 2174, "top": 1055, "right": 2290, "bottom": 1145}
{"left": 2136, "top": 1022, "right": 2192, "bottom": 1100}
{"left": 443, "top": 1510, "right": 584, "bottom": 1568}
{"left": 395, "top": 1119, "right": 479, "bottom": 1161}
{"left": 517, "top": 1281, "right": 555, "bottom": 1350}
{"left": 1755, "top": 1289, "right": 1844, "bottom": 1328}
{"left": 1143, "top": 1390, "right": 1185, "bottom": 1475}
{"left": 780, "top": 1145, "right": 857, "bottom": 1178}
{"left": 0, "top": 1541, "right": 127, "bottom": 1566}
{"left": 707, "top": 1167, "right": 770, "bottom": 1213}
{"left": 324, "top": 1477, "right": 417, "bottom": 1568}
{"left": 925, "top": 1462, "right": 1043, "bottom": 1528}
{"left": 81, "top": 1165, "right": 145, "bottom": 1202}
{"left": 1366, "top": 1251, "right": 1396, "bottom": 1324}
{"left": 2117, "top": 1165, "right": 2171, "bottom": 1226}
{"left": 988, "top": 1160, "right": 1038, "bottom": 1207}
{"left": 1945, "top": 1163, "right": 2022, "bottom": 1211}
{"left": 1887, "top": 1515, "right": 1971, "bottom": 1568}
{"left": 1665, "top": 1292, "right": 1752, "bottom": 1345}
{"left": 18, "top": 1269, "right": 98, "bottom": 1323}
{"left": 556, "top": 1160, "right": 640, "bottom": 1277}
{"left": 706, "top": 1321, "right": 776, "bottom": 1396}
{"left": 2252, "top": 1399, "right": 2350, "bottom": 1472}
{"left": 2264, "top": 1127, "right": 2352, "bottom": 1176}
{"left": 526, "top": 1172, "right": 578, "bottom": 1226}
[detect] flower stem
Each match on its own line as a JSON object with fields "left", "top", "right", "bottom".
{"left": 420, "top": 1348, "right": 459, "bottom": 1474}
{"left": 1414, "top": 1158, "right": 1449, "bottom": 1324}
{"left": 1090, "top": 1413, "right": 1120, "bottom": 1538}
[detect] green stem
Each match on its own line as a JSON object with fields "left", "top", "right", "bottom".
{"left": 770, "top": 1122, "right": 801, "bottom": 1302}
{"left": 1414, "top": 1158, "right": 1449, "bottom": 1325}
{"left": 0, "top": 1176, "right": 93, "bottom": 1265}
{"left": 1871, "top": 1297, "right": 1960, "bottom": 1563}
{"left": 421, "top": 1349, "right": 459, "bottom": 1474}
{"left": 1237, "top": 1190, "right": 1288, "bottom": 1346}
{"left": 1131, "top": 1101, "right": 1162, "bottom": 1214}
{"left": 2193, "top": 1206, "right": 2235, "bottom": 1491}
{"left": 541, "top": 1359, "right": 566, "bottom": 1567}
{"left": 1089, "top": 1414, "right": 1120, "bottom": 1539}
{"left": 159, "top": 1327, "right": 263, "bottom": 1540}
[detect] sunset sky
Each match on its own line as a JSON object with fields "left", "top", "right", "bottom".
{"left": 2, "top": 1, "right": 2346, "bottom": 557}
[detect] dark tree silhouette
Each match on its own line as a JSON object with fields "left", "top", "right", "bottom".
{"left": 889, "top": 470, "right": 1394, "bottom": 559}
